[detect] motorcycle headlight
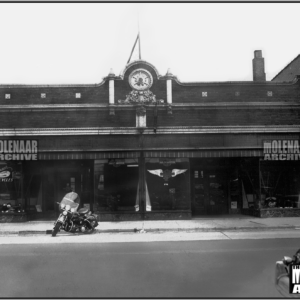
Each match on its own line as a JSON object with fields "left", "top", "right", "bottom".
{"left": 65, "top": 205, "right": 71, "bottom": 211}
{"left": 63, "top": 211, "right": 68, "bottom": 216}
{"left": 71, "top": 208, "right": 76, "bottom": 213}
{"left": 60, "top": 203, "right": 66, "bottom": 209}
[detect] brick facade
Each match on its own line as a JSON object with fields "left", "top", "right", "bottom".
{"left": 1, "top": 57, "right": 300, "bottom": 220}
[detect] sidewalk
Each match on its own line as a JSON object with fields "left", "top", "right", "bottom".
{"left": 1, "top": 215, "right": 300, "bottom": 235}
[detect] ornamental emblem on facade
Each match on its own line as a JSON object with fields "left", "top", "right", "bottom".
{"left": 147, "top": 169, "right": 187, "bottom": 182}
{"left": 118, "top": 68, "right": 165, "bottom": 105}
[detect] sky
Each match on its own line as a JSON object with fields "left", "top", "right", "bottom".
{"left": 0, "top": 3, "right": 300, "bottom": 84}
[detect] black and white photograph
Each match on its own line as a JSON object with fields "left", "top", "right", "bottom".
{"left": 1, "top": 1, "right": 300, "bottom": 298}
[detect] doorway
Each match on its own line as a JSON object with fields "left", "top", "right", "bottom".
{"left": 191, "top": 158, "right": 238, "bottom": 216}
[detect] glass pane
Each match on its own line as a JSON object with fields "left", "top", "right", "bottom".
{"left": 145, "top": 158, "right": 190, "bottom": 211}
{"left": 260, "top": 161, "right": 300, "bottom": 208}
{"left": 207, "top": 171, "right": 228, "bottom": 214}
{"left": 194, "top": 170, "right": 205, "bottom": 211}
{"left": 94, "top": 159, "right": 139, "bottom": 213}
{"left": 0, "top": 162, "right": 23, "bottom": 211}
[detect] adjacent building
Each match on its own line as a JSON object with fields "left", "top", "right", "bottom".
{"left": 272, "top": 54, "right": 300, "bottom": 82}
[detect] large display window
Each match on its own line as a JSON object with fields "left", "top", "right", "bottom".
{"left": 145, "top": 158, "right": 190, "bottom": 211}
{"left": 94, "top": 159, "right": 139, "bottom": 213}
{"left": 0, "top": 161, "right": 23, "bottom": 211}
{"left": 259, "top": 160, "right": 300, "bottom": 208}
{"left": 240, "top": 158, "right": 260, "bottom": 209}
{"left": 94, "top": 158, "right": 190, "bottom": 213}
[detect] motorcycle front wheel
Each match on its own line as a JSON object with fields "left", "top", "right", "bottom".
{"left": 52, "top": 222, "right": 61, "bottom": 237}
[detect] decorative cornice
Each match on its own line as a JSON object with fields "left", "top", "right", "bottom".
{"left": 0, "top": 102, "right": 300, "bottom": 111}
{"left": 170, "top": 76, "right": 300, "bottom": 86}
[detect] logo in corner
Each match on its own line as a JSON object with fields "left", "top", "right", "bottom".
{"left": 290, "top": 264, "right": 300, "bottom": 294}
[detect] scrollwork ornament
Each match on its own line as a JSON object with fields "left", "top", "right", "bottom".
{"left": 118, "top": 90, "right": 164, "bottom": 105}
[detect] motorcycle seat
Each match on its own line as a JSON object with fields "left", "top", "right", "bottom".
{"left": 78, "top": 208, "right": 89, "bottom": 214}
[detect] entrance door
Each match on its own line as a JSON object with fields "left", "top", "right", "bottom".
{"left": 192, "top": 168, "right": 229, "bottom": 215}
{"left": 206, "top": 169, "right": 228, "bottom": 214}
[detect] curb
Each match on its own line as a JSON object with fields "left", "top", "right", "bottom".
{"left": 0, "top": 225, "right": 297, "bottom": 236}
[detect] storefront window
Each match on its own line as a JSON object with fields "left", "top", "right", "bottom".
{"left": 240, "top": 158, "right": 260, "bottom": 209}
{"left": 260, "top": 161, "right": 300, "bottom": 208}
{"left": 145, "top": 158, "right": 190, "bottom": 211}
{"left": 0, "top": 162, "right": 23, "bottom": 210}
{"left": 93, "top": 159, "right": 139, "bottom": 213}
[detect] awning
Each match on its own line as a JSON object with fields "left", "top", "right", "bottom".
{"left": 37, "top": 149, "right": 263, "bottom": 160}
{"left": 144, "top": 150, "right": 263, "bottom": 158}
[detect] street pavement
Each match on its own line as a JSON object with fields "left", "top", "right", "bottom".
{"left": 0, "top": 238, "right": 297, "bottom": 297}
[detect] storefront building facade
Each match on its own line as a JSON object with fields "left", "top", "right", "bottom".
{"left": 1, "top": 51, "right": 300, "bottom": 221}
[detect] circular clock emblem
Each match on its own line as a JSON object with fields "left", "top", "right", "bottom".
{"left": 129, "top": 69, "right": 153, "bottom": 91}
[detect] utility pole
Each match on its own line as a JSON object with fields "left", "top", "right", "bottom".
{"left": 138, "top": 131, "right": 145, "bottom": 218}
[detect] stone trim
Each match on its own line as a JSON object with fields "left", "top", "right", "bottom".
{"left": 0, "top": 101, "right": 299, "bottom": 111}
{"left": 0, "top": 125, "right": 299, "bottom": 136}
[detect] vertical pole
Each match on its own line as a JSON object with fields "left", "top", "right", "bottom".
{"left": 258, "top": 158, "right": 262, "bottom": 208}
{"left": 138, "top": 8, "right": 141, "bottom": 60}
{"left": 21, "top": 162, "right": 24, "bottom": 209}
{"left": 188, "top": 160, "right": 191, "bottom": 211}
{"left": 139, "top": 134, "right": 145, "bottom": 218}
{"left": 138, "top": 33, "right": 141, "bottom": 60}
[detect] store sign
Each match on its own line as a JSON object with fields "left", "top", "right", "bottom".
{"left": 0, "top": 167, "right": 13, "bottom": 182}
{"left": 0, "top": 140, "right": 38, "bottom": 160}
{"left": 147, "top": 169, "right": 187, "bottom": 181}
{"left": 263, "top": 140, "right": 300, "bottom": 161}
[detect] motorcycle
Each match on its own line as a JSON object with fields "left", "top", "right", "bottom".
{"left": 275, "top": 249, "right": 300, "bottom": 298}
{"left": 52, "top": 192, "right": 98, "bottom": 237}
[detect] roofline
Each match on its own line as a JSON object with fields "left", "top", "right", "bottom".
{"left": 0, "top": 81, "right": 106, "bottom": 89}
{"left": 0, "top": 77, "right": 299, "bottom": 89}
{"left": 0, "top": 65, "right": 299, "bottom": 88}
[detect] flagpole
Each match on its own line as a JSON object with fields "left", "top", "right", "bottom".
{"left": 126, "top": 9, "right": 141, "bottom": 65}
{"left": 138, "top": 11, "right": 141, "bottom": 60}
{"left": 127, "top": 34, "right": 139, "bottom": 65}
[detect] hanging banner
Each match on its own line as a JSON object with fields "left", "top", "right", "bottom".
{"left": 0, "top": 140, "right": 38, "bottom": 160}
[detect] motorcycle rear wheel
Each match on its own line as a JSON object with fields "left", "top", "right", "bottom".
{"left": 52, "top": 222, "right": 61, "bottom": 237}
{"left": 83, "top": 226, "right": 95, "bottom": 234}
